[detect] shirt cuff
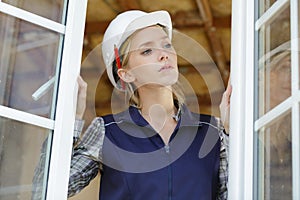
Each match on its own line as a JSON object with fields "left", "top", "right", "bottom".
{"left": 74, "top": 119, "right": 85, "bottom": 139}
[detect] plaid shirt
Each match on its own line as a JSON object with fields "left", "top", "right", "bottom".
{"left": 32, "top": 116, "right": 228, "bottom": 199}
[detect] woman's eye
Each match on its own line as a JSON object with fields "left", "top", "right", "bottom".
{"left": 141, "top": 49, "right": 152, "bottom": 55}
{"left": 164, "top": 43, "right": 172, "bottom": 49}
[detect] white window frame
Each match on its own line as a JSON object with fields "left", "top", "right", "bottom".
{"left": 290, "top": 1, "right": 300, "bottom": 199}
{"left": 46, "top": 0, "right": 88, "bottom": 199}
{"left": 229, "top": 0, "right": 300, "bottom": 199}
{"left": 0, "top": 0, "right": 87, "bottom": 199}
{"left": 228, "top": 0, "right": 255, "bottom": 199}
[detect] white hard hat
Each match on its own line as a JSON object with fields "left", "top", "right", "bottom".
{"left": 101, "top": 10, "right": 172, "bottom": 90}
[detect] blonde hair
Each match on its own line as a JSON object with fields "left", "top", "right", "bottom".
{"left": 115, "top": 25, "right": 185, "bottom": 108}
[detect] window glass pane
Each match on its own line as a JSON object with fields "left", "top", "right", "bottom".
{"left": 257, "top": 111, "right": 292, "bottom": 200}
{"left": 257, "top": 5, "right": 290, "bottom": 116}
{"left": 2, "top": 0, "right": 66, "bottom": 23}
{"left": 258, "top": 4, "right": 290, "bottom": 56}
{"left": 0, "top": 116, "right": 52, "bottom": 200}
{"left": 259, "top": 0, "right": 286, "bottom": 17}
{"left": 0, "top": 13, "right": 62, "bottom": 119}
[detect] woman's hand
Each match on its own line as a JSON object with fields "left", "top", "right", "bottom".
{"left": 76, "top": 76, "right": 87, "bottom": 119}
{"left": 219, "top": 79, "right": 232, "bottom": 134}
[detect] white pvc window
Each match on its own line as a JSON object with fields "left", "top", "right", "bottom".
{"left": 0, "top": 0, "right": 87, "bottom": 199}
{"left": 229, "top": 0, "right": 300, "bottom": 199}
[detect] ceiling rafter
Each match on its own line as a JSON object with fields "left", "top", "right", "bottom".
{"left": 196, "top": 0, "right": 230, "bottom": 84}
{"left": 173, "top": 10, "right": 231, "bottom": 28}
{"left": 117, "top": 0, "right": 141, "bottom": 10}
{"left": 85, "top": 21, "right": 110, "bottom": 34}
{"left": 84, "top": 13, "right": 231, "bottom": 34}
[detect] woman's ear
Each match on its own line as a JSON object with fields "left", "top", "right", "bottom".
{"left": 117, "top": 68, "right": 135, "bottom": 83}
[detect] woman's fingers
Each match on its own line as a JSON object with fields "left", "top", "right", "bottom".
{"left": 76, "top": 76, "right": 88, "bottom": 119}
{"left": 219, "top": 81, "right": 232, "bottom": 133}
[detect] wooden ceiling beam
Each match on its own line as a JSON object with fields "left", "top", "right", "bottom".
{"left": 84, "top": 21, "right": 110, "bottom": 35}
{"left": 196, "top": 0, "right": 213, "bottom": 26}
{"left": 116, "top": 0, "right": 140, "bottom": 10}
{"left": 85, "top": 14, "right": 231, "bottom": 34}
{"left": 196, "top": 0, "right": 230, "bottom": 84}
{"left": 172, "top": 10, "right": 231, "bottom": 28}
{"left": 212, "top": 16, "right": 231, "bottom": 29}
{"left": 172, "top": 11, "right": 205, "bottom": 27}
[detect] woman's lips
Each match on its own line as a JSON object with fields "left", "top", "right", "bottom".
{"left": 158, "top": 65, "right": 173, "bottom": 72}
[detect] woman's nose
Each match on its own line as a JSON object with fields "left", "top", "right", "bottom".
{"left": 159, "top": 50, "right": 169, "bottom": 61}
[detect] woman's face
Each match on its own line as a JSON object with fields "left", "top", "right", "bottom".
{"left": 122, "top": 26, "right": 178, "bottom": 89}
{"left": 270, "top": 55, "right": 291, "bottom": 105}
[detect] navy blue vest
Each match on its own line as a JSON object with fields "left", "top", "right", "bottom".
{"left": 100, "top": 105, "right": 220, "bottom": 200}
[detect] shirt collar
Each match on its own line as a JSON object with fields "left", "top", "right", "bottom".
{"left": 115, "top": 104, "right": 202, "bottom": 127}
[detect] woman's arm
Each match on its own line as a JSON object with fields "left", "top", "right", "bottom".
{"left": 31, "top": 117, "right": 105, "bottom": 199}
{"left": 217, "top": 79, "right": 231, "bottom": 199}
{"left": 219, "top": 79, "right": 232, "bottom": 133}
{"left": 217, "top": 130, "right": 229, "bottom": 199}
{"left": 75, "top": 76, "right": 87, "bottom": 120}
{"left": 68, "top": 117, "right": 106, "bottom": 196}
{"left": 32, "top": 76, "right": 103, "bottom": 198}
{"left": 68, "top": 76, "right": 104, "bottom": 196}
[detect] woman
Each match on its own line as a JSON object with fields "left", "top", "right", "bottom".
{"left": 74, "top": 10, "right": 231, "bottom": 199}
{"left": 265, "top": 50, "right": 292, "bottom": 199}
{"left": 33, "top": 10, "right": 231, "bottom": 200}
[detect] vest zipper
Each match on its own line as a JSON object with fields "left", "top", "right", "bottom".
{"left": 164, "top": 144, "right": 170, "bottom": 153}
{"left": 165, "top": 144, "right": 172, "bottom": 200}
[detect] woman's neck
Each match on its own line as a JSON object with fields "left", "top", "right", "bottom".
{"left": 138, "top": 86, "right": 175, "bottom": 116}
{"left": 137, "top": 86, "right": 177, "bottom": 144}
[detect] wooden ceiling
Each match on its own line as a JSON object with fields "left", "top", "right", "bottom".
{"left": 80, "top": 0, "right": 232, "bottom": 119}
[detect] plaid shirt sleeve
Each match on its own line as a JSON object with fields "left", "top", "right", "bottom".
{"left": 68, "top": 117, "right": 105, "bottom": 197}
{"left": 31, "top": 117, "right": 105, "bottom": 199}
{"left": 215, "top": 117, "right": 229, "bottom": 200}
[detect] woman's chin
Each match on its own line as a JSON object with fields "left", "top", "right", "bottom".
{"left": 157, "top": 76, "right": 178, "bottom": 87}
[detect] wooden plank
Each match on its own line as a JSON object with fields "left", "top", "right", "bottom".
{"left": 85, "top": 13, "right": 231, "bottom": 34}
